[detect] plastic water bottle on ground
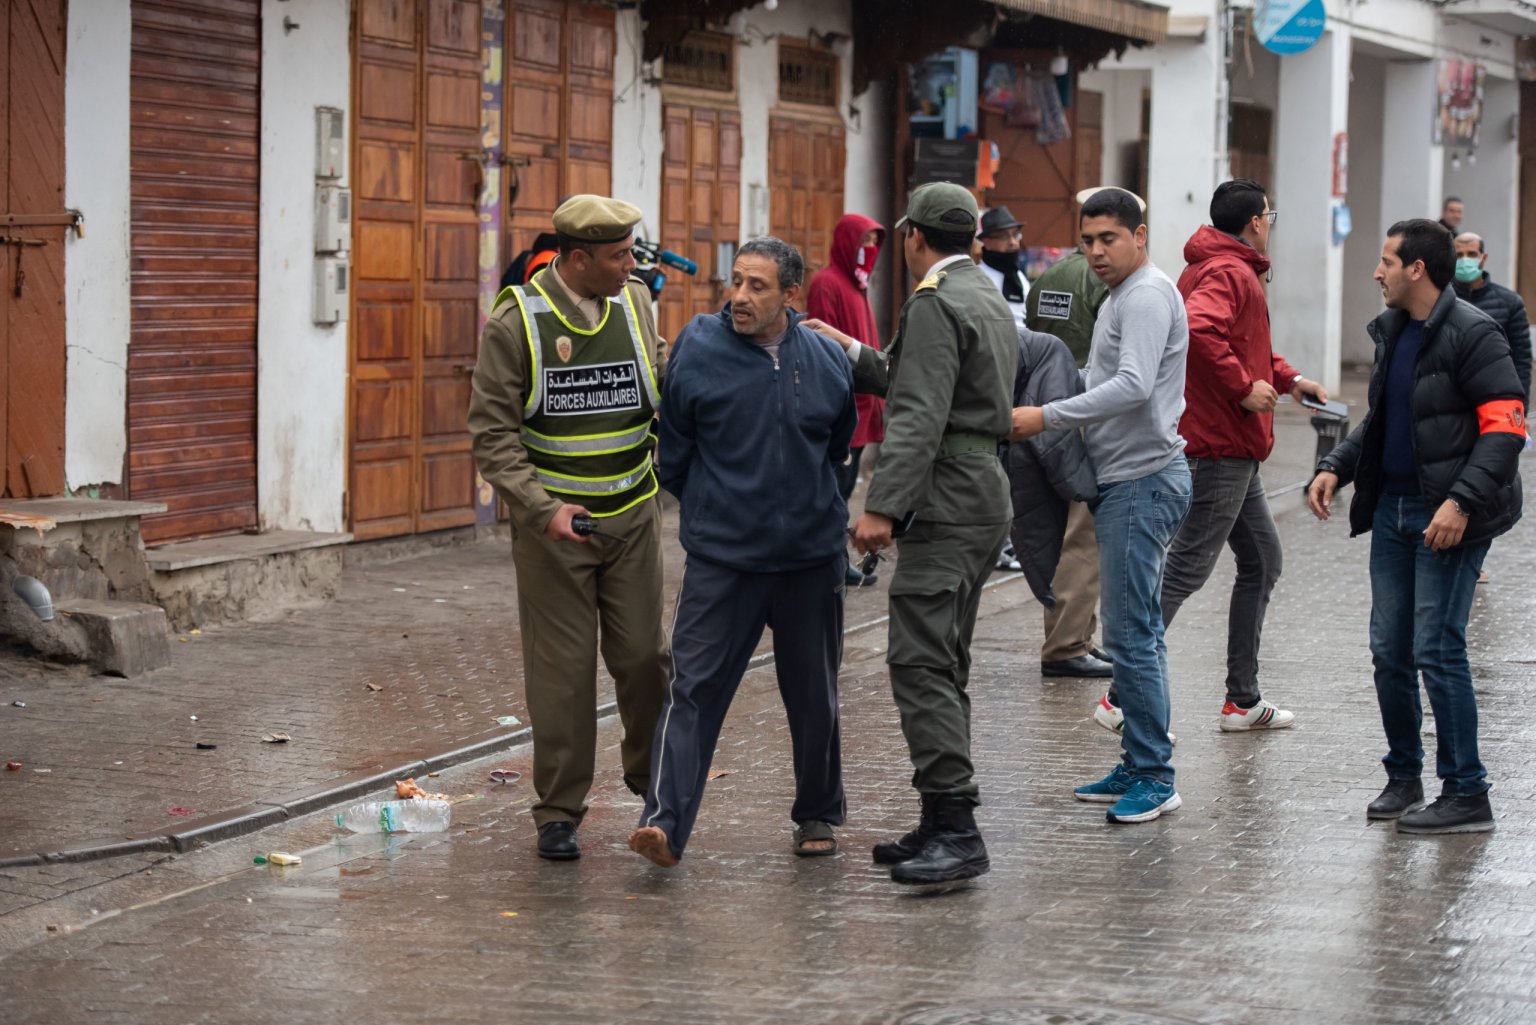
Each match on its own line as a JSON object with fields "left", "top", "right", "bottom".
{"left": 335, "top": 799, "right": 451, "bottom": 833}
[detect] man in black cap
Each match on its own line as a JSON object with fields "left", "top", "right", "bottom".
{"left": 977, "top": 205, "right": 1030, "bottom": 333}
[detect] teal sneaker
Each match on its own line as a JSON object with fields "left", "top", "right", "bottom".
{"left": 1073, "top": 764, "right": 1135, "bottom": 803}
{"left": 1106, "top": 778, "right": 1182, "bottom": 823}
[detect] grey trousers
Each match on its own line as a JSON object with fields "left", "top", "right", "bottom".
{"left": 1108, "top": 456, "right": 1282, "bottom": 707}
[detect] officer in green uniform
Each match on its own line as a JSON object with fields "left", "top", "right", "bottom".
{"left": 468, "top": 194, "right": 669, "bottom": 861}
{"left": 843, "top": 183, "right": 1016, "bottom": 885}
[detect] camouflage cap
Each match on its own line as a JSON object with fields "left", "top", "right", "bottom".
{"left": 895, "top": 182, "right": 979, "bottom": 234}
{"left": 552, "top": 194, "right": 643, "bottom": 244}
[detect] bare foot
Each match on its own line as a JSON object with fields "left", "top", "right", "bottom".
{"left": 628, "top": 826, "right": 679, "bottom": 867}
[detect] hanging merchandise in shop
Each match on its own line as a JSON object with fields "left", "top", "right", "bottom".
{"left": 1254, "top": 0, "right": 1325, "bottom": 55}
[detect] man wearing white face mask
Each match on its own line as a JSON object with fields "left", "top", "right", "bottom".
{"left": 1452, "top": 232, "right": 1531, "bottom": 409}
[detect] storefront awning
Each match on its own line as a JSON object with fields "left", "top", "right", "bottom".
{"left": 1440, "top": 0, "right": 1536, "bottom": 36}
{"left": 984, "top": 0, "right": 1169, "bottom": 43}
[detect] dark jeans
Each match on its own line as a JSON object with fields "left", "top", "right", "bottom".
{"left": 1369, "top": 494, "right": 1490, "bottom": 796}
{"left": 1110, "top": 457, "right": 1281, "bottom": 707}
{"left": 640, "top": 553, "right": 847, "bottom": 858}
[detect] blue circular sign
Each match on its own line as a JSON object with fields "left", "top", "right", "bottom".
{"left": 1255, "top": 0, "right": 1326, "bottom": 55}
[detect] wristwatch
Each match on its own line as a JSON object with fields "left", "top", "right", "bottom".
{"left": 1451, "top": 498, "right": 1471, "bottom": 518}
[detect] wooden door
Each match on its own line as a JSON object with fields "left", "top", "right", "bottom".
{"left": 1, "top": 0, "right": 67, "bottom": 498}
{"left": 658, "top": 104, "right": 741, "bottom": 340}
{"left": 128, "top": 0, "right": 261, "bottom": 542}
{"left": 351, "top": 0, "right": 482, "bottom": 541}
{"left": 977, "top": 52, "right": 1082, "bottom": 247}
{"left": 503, "top": 0, "right": 615, "bottom": 265}
{"left": 1075, "top": 90, "right": 1103, "bottom": 194}
{"left": 769, "top": 115, "right": 845, "bottom": 302}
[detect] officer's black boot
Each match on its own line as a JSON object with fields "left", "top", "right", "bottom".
{"left": 871, "top": 793, "right": 941, "bottom": 865}
{"left": 889, "top": 796, "right": 990, "bottom": 885}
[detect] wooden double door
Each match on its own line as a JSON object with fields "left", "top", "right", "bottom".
{"left": 769, "top": 114, "right": 846, "bottom": 301}
{"left": 350, "top": 0, "right": 618, "bottom": 540}
{"left": 350, "top": 0, "right": 482, "bottom": 541}
{"left": 1, "top": 0, "right": 67, "bottom": 499}
{"left": 657, "top": 104, "right": 741, "bottom": 341}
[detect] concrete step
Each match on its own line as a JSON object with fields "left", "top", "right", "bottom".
{"left": 145, "top": 530, "right": 352, "bottom": 630}
{"left": 53, "top": 598, "right": 172, "bottom": 677}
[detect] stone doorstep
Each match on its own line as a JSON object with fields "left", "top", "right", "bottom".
{"left": 0, "top": 498, "right": 168, "bottom": 534}
{"left": 145, "top": 530, "right": 354, "bottom": 572}
{"left": 52, "top": 599, "right": 172, "bottom": 677}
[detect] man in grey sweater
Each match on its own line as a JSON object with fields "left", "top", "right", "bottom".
{"left": 1012, "top": 187, "right": 1192, "bottom": 824}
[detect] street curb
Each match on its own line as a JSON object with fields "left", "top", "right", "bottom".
{"left": 0, "top": 714, "right": 590, "bottom": 870}
{"left": 6, "top": 474, "right": 1319, "bottom": 871}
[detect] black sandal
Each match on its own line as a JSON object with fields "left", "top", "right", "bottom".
{"left": 793, "top": 820, "right": 838, "bottom": 857}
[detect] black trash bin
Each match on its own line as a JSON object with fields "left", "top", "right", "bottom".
{"left": 1311, "top": 412, "right": 1350, "bottom": 466}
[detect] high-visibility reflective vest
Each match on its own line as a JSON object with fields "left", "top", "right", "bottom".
{"left": 496, "top": 274, "right": 661, "bottom": 518}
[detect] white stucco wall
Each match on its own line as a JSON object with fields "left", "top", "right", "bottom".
{"left": 256, "top": 0, "right": 350, "bottom": 532}
{"left": 1270, "top": 26, "right": 1352, "bottom": 393}
{"left": 1341, "top": 52, "right": 1387, "bottom": 366}
{"left": 1096, "top": 30, "right": 1223, "bottom": 275}
{"left": 612, "top": 10, "right": 664, "bottom": 242}
{"left": 63, "top": 0, "right": 132, "bottom": 491}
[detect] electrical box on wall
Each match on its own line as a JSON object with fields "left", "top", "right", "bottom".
{"left": 315, "top": 107, "right": 345, "bottom": 179}
{"left": 315, "top": 185, "right": 351, "bottom": 253}
{"left": 313, "top": 256, "right": 349, "bottom": 324}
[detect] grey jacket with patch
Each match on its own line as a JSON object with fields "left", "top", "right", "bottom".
{"left": 1006, "top": 327, "right": 1098, "bottom": 608}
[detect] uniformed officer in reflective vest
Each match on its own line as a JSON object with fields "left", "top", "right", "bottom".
{"left": 468, "top": 194, "right": 670, "bottom": 861}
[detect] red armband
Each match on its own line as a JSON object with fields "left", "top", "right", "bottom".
{"left": 1476, "top": 399, "right": 1527, "bottom": 435}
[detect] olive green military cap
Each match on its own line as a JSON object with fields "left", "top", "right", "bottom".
{"left": 895, "top": 182, "right": 979, "bottom": 234}
{"left": 552, "top": 194, "right": 643, "bottom": 244}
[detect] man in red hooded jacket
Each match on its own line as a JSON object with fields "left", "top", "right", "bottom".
{"left": 807, "top": 213, "right": 886, "bottom": 588}
{"left": 1097, "top": 180, "right": 1326, "bottom": 736}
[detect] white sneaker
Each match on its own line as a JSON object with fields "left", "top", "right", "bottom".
{"left": 1220, "top": 698, "right": 1296, "bottom": 732}
{"left": 1092, "top": 693, "right": 1177, "bottom": 745}
{"left": 1093, "top": 693, "right": 1124, "bottom": 734}
{"left": 995, "top": 540, "right": 1022, "bottom": 572}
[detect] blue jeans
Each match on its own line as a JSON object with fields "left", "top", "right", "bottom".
{"left": 1368, "top": 494, "right": 1490, "bottom": 796}
{"left": 1092, "top": 457, "right": 1192, "bottom": 785}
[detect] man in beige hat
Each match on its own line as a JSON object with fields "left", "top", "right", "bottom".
{"left": 468, "top": 194, "right": 670, "bottom": 861}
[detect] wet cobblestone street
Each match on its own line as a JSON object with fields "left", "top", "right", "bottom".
{"left": 4, "top": 430, "right": 1536, "bottom": 1023}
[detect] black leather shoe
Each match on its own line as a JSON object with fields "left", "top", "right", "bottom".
{"left": 1040, "top": 653, "right": 1114, "bottom": 678}
{"left": 1397, "top": 792, "right": 1495, "bottom": 834}
{"left": 1366, "top": 779, "right": 1424, "bottom": 820}
{"left": 1090, "top": 647, "right": 1111, "bottom": 663}
{"left": 890, "top": 797, "right": 990, "bottom": 885}
{"left": 872, "top": 794, "right": 939, "bottom": 865}
{"left": 537, "top": 821, "right": 581, "bottom": 860}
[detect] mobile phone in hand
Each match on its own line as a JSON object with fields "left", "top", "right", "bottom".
{"left": 1299, "top": 393, "right": 1348, "bottom": 418}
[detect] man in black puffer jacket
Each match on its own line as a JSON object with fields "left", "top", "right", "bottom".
{"left": 1452, "top": 232, "right": 1531, "bottom": 406}
{"left": 1309, "top": 218, "right": 1525, "bottom": 836}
